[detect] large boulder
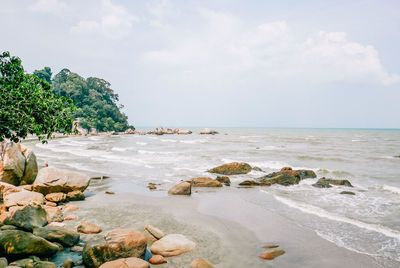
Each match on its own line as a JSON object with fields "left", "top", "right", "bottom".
{"left": 208, "top": 162, "right": 252, "bottom": 175}
{"left": 0, "top": 141, "right": 26, "bottom": 185}
{"left": 43, "top": 206, "right": 64, "bottom": 223}
{"left": 83, "top": 229, "right": 147, "bottom": 268}
{"left": 312, "top": 177, "right": 353, "bottom": 188}
{"left": 18, "top": 144, "right": 38, "bottom": 185}
{"left": 99, "top": 258, "right": 150, "bottom": 268}
{"left": 33, "top": 225, "right": 80, "bottom": 247}
{"left": 4, "top": 204, "right": 47, "bottom": 231}
{"left": 0, "top": 230, "right": 59, "bottom": 257}
{"left": 187, "top": 177, "right": 222, "bottom": 187}
{"left": 200, "top": 128, "right": 218, "bottom": 135}
{"left": 258, "top": 167, "right": 316, "bottom": 186}
{"left": 0, "top": 181, "right": 20, "bottom": 202}
{"left": 168, "top": 182, "right": 191, "bottom": 195}
{"left": 33, "top": 167, "right": 90, "bottom": 195}
{"left": 150, "top": 234, "right": 196, "bottom": 257}
{"left": 4, "top": 190, "right": 45, "bottom": 208}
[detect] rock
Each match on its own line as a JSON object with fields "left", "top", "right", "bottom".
{"left": 64, "top": 214, "right": 77, "bottom": 221}
{"left": 190, "top": 258, "right": 215, "bottom": 268}
{"left": 176, "top": 129, "right": 192, "bottom": 135}
{"left": 216, "top": 176, "right": 230, "bottom": 186}
{"left": 208, "top": 162, "right": 252, "bottom": 175}
{"left": 258, "top": 167, "right": 317, "bottom": 186}
{"left": 48, "top": 222, "right": 65, "bottom": 228}
{"left": 168, "top": 182, "right": 191, "bottom": 195}
{"left": 66, "top": 190, "right": 85, "bottom": 201}
{"left": 62, "top": 259, "right": 74, "bottom": 268}
{"left": 148, "top": 255, "right": 167, "bottom": 265}
{"left": 99, "top": 258, "right": 149, "bottom": 268}
{"left": 238, "top": 180, "right": 263, "bottom": 186}
{"left": 64, "top": 204, "right": 79, "bottom": 213}
{"left": 82, "top": 229, "right": 147, "bottom": 267}
{"left": 187, "top": 177, "right": 222, "bottom": 187}
{"left": 259, "top": 249, "right": 285, "bottom": 260}
{"left": 44, "top": 206, "right": 64, "bottom": 223}
{"left": 0, "top": 257, "right": 7, "bottom": 268}
{"left": 0, "top": 230, "right": 59, "bottom": 257}
{"left": 77, "top": 221, "right": 102, "bottom": 234}
{"left": 0, "top": 224, "right": 18, "bottom": 230}
{"left": 147, "top": 184, "right": 156, "bottom": 190}
{"left": 340, "top": 191, "right": 356, "bottom": 195}
{"left": 10, "top": 258, "right": 34, "bottom": 267}
{"left": 18, "top": 184, "right": 33, "bottom": 191}
{"left": 150, "top": 234, "right": 196, "bottom": 257}
{"left": 0, "top": 181, "right": 20, "bottom": 202}
{"left": 200, "top": 128, "right": 218, "bottom": 135}
{"left": 25, "top": 261, "right": 56, "bottom": 268}
{"left": 45, "top": 201, "right": 57, "bottom": 207}
{"left": 0, "top": 141, "right": 27, "bottom": 185}
{"left": 252, "top": 166, "right": 264, "bottom": 172}
{"left": 144, "top": 224, "right": 164, "bottom": 240}
{"left": 33, "top": 167, "right": 90, "bottom": 195}
{"left": 18, "top": 144, "right": 38, "bottom": 185}
{"left": 105, "top": 191, "right": 115, "bottom": 195}
{"left": 4, "top": 190, "right": 45, "bottom": 208}
{"left": 71, "top": 245, "right": 84, "bottom": 252}
{"left": 312, "top": 177, "right": 353, "bottom": 188}
{"left": 33, "top": 225, "right": 80, "bottom": 247}
{"left": 45, "top": 193, "right": 67, "bottom": 203}
{"left": 262, "top": 244, "right": 279, "bottom": 248}
{"left": 4, "top": 204, "right": 47, "bottom": 231}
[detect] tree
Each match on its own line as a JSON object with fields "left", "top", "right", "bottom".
{"left": 33, "top": 67, "right": 52, "bottom": 84}
{"left": 51, "top": 69, "right": 131, "bottom": 132}
{"left": 0, "top": 52, "right": 76, "bottom": 143}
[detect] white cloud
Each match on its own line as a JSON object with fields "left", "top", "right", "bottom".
{"left": 29, "top": 0, "right": 67, "bottom": 14}
{"left": 71, "top": 0, "right": 138, "bottom": 39}
{"left": 144, "top": 10, "right": 399, "bottom": 86}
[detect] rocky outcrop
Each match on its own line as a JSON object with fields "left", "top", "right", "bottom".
{"left": 99, "top": 258, "right": 149, "bottom": 268}
{"left": 4, "top": 204, "right": 47, "bottom": 231}
{"left": 216, "top": 176, "right": 230, "bottom": 186}
{"left": 187, "top": 177, "right": 222, "bottom": 187}
{"left": 208, "top": 162, "right": 252, "bottom": 175}
{"left": 0, "top": 230, "right": 59, "bottom": 257}
{"left": 4, "top": 190, "right": 45, "bottom": 208}
{"left": 150, "top": 234, "right": 196, "bottom": 257}
{"left": 168, "top": 182, "right": 191, "bottom": 195}
{"left": 33, "top": 225, "right": 80, "bottom": 247}
{"left": 190, "top": 258, "right": 215, "bottom": 268}
{"left": 0, "top": 141, "right": 38, "bottom": 186}
{"left": 259, "top": 249, "right": 285, "bottom": 260}
{"left": 77, "top": 221, "right": 102, "bottom": 234}
{"left": 83, "top": 229, "right": 147, "bottom": 268}
{"left": 33, "top": 167, "right": 90, "bottom": 195}
{"left": 200, "top": 128, "right": 218, "bottom": 135}
{"left": 258, "top": 167, "right": 316, "bottom": 186}
{"left": 312, "top": 177, "right": 353, "bottom": 188}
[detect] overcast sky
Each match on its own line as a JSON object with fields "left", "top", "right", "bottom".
{"left": 1, "top": 0, "right": 399, "bottom": 128}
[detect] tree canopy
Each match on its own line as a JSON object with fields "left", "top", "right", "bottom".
{"left": 47, "top": 68, "right": 130, "bottom": 132}
{"left": 0, "top": 52, "right": 76, "bottom": 143}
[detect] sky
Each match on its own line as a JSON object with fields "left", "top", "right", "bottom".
{"left": 1, "top": 0, "right": 400, "bottom": 128}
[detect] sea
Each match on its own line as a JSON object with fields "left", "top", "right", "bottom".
{"left": 25, "top": 128, "right": 400, "bottom": 267}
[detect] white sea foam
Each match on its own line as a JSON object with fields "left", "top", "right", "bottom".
{"left": 111, "top": 147, "right": 129, "bottom": 152}
{"left": 136, "top": 142, "right": 147, "bottom": 145}
{"left": 137, "top": 150, "right": 176, "bottom": 155}
{"left": 160, "top": 139, "right": 177, "bottom": 143}
{"left": 271, "top": 194, "right": 400, "bottom": 240}
{"left": 145, "top": 164, "right": 155, "bottom": 169}
{"left": 383, "top": 185, "right": 400, "bottom": 194}
{"left": 180, "top": 139, "right": 206, "bottom": 144}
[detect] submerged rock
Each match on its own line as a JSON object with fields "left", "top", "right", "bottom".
{"left": 187, "top": 177, "right": 222, "bottom": 187}
{"left": 83, "top": 229, "right": 147, "bottom": 268}
{"left": 340, "top": 191, "right": 356, "bottom": 195}
{"left": 99, "top": 257, "right": 149, "bottom": 268}
{"left": 259, "top": 249, "right": 285, "bottom": 260}
{"left": 0, "top": 230, "right": 59, "bottom": 257}
{"left": 312, "top": 177, "right": 353, "bottom": 188}
{"left": 168, "top": 182, "right": 191, "bottom": 195}
{"left": 33, "top": 167, "right": 90, "bottom": 195}
{"left": 4, "top": 204, "right": 47, "bottom": 231}
{"left": 190, "top": 258, "right": 215, "bottom": 268}
{"left": 262, "top": 244, "right": 279, "bottom": 249}
{"left": 33, "top": 225, "right": 80, "bottom": 247}
{"left": 150, "top": 234, "right": 196, "bottom": 257}
{"left": 208, "top": 162, "right": 252, "bottom": 175}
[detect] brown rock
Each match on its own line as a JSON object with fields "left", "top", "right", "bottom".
{"left": 105, "top": 191, "right": 115, "bottom": 195}
{"left": 4, "top": 204, "right": 47, "bottom": 231}
{"left": 45, "top": 201, "right": 57, "bottom": 207}
{"left": 99, "top": 257, "right": 149, "bottom": 268}
{"left": 208, "top": 162, "right": 252, "bottom": 175}
{"left": 18, "top": 144, "right": 38, "bottom": 185}
{"left": 148, "top": 255, "right": 167, "bottom": 265}
{"left": 64, "top": 204, "right": 79, "bottom": 213}
{"left": 144, "top": 224, "right": 164, "bottom": 240}
{"left": 216, "top": 176, "right": 230, "bottom": 185}
{"left": 187, "top": 177, "right": 222, "bottom": 187}
{"left": 190, "top": 258, "right": 215, "bottom": 268}
{"left": 44, "top": 206, "right": 64, "bottom": 223}
{"left": 259, "top": 249, "right": 285, "bottom": 260}
{"left": 4, "top": 190, "right": 45, "bottom": 207}
{"left": 45, "top": 193, "right": 67, "bottom": 203}
{"left": 77, "top": 221, "right": 102, "bottom": 234}
{"left": 67, "top": 190, "right": 85, "bottom": 201}
{"left": 0, "top": 141, "right": 26, "bottom": 185}
{"left": 168, "top": 182, "right": 191, "bottom": 195}
{"left": 262, "top": 244, "right": 279, "bottom": 249}
{"left": 150, "top": 234, "right": 196, "bottom": 257}
{"left": 64, "top": 214, "right": 77, "bottom": 221}
{"left": 63, "top": 259, "right": 74, "bottom": 268}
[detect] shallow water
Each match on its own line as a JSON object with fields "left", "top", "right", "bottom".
{"left": 25, "top": 128, "right": 400, "bottom": 267}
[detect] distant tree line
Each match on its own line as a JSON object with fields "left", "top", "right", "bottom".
{"left": 34, "top": 67, "right": 132, "bottom": 132}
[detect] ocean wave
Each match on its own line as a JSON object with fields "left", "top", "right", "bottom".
{"left": 273, "top": 195, "right": 400, "bottom": 240}
{"left": 160, "top": 139, "right": 177, "bottom": 143}
{"left": 136, "top": 142, "right": 147, "bottom": 146}
{"left": 111, "top": 146, "right": 131, "bottom": 152}
{"left": 317, "top": 168, "right": 353, "bottom": 177}
{"left": 137, "top": 150, "right": 176, "bottom": 155}
{"left": 180, "top": 139, "right": 206, "bottom": 144}
{"left": 297, "top": 155, "right": 346, "bottom": 162}
{"left": 383, "top": 185, "right": 400, "bottom": 194}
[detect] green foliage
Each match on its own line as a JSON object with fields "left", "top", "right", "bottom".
{"left": 51, "top": 69, "right": 131, "bottom": 132}
{"left": 0, "top": 52, "right": 76, "bottom": 143}
{"left": 33, "top": 67, "right": 52, "bottom": 84}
